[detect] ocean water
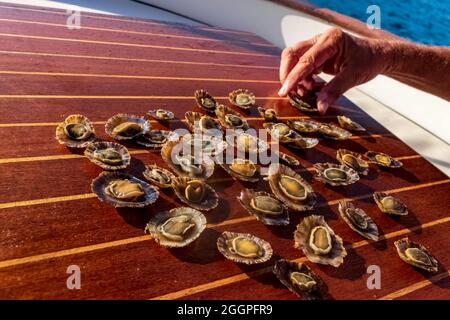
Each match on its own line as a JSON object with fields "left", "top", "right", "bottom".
{"left": 307, "top": 0, "right": 450, "bottom": 46}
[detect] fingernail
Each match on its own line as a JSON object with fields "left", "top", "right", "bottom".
{"left": 278, "top": 81, "right": 289, "bottom": 96}
{"left": 317, "top": 92, "right": 329, "bottom": 114}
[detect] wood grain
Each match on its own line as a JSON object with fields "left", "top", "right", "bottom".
{"left": 0, "top": 2, "right": 448, "bottom": 300}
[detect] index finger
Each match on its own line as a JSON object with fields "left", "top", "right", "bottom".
{"left": 279, "top": 37, "right": 317, "bottom": 84}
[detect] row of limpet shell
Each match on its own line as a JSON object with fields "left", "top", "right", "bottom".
{"left": 194, "top": 89, "right": 256, "bottom": 113}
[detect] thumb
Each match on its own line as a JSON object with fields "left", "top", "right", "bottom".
{"left": 316, "top": 68, "right": 356, "bottom": 114}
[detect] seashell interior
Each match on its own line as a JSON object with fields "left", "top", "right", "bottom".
{"left": 319, "top": 123, "right": 352, "bottom": 140}
{"left": 195, "top": 89, "right": 217, "bottom": 112}
{"left": 286, "top": 119, "right": 320, "bottom": 133}
{"left": 105, "top": 179, "right": 145, "bottom": 201}
{"left": 250, "top": 195, "right": 284, "bottom": 215}
{"left": 337, "top": 115, "right": 365, "bottom": 131}
{"left": 278, "top": 175, "right": 307, "bottom": 201}
{"left": 309, "top": 226, "right": 332, "bottom": 255}
{"left": 229, "top": 89, "right": 255, "bottom": 109}
{"left": 373, "top": 192, "right": 408, "bottom": 216}
{"left": 394, "top": 238, "right": 438, "bottom": 272}
{"left": 258, "top": 107, "right": 278, "bottom": 123}
{"left": 324, "top": 168, "right": 348, "bottom": 182}
{"left": 143, "top": 164, "right": 175, "bottom": 188}
{"left": 184, "top": 179, "right": 206, "bottom": 203}
{"left": 238, "top": 189, "right": 289, "bottom": 225}
{"left": 230, "top": 159, "right": 256, "bottom": 177}
{"left": 338, "top": 201, "right": 379, "bottom": 241}
{"left": 56, "top": 114, "right": 95, "bottom": 148}
{"left": 365, "top": 151, "right": 403, "bottom": 168}
{"left": 217, "top": 231, "right": 273, "bottom": 265}
{"left": 64, "top": 123, "right": 91, "bottom": 140}
{"left": 314, "top": 163, "right": 359, "bottom": 186}
{"left": 288, "top": 92, "right": 318, "bottom": 112}
{"left": 146, "top": 207, "right": 206, "bottom": 248}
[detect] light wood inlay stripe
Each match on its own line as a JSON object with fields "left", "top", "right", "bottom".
{"left": 0, "top": 33, "right": 277, "bottom": 57}
{"left": 379, "top": 270, "right": 450, "bottom": 300}
{"left": 0, "top": 18, "right": 276, "bottom": 47}
{"left": 0, "top": 70, "right": 279, "bottom": 83}
{"left": 0, "top": 50, "right": 279, "bottom": 70}
{"left": 0, "top": 5, "right": 258, "bottom": 37}
{"left": 151, "top": 215, "right": 450, "bottom": 300}
{"left": 0, "top": 180, "right": 448, "bottom": 270}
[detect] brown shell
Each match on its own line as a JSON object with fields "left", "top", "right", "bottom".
{"left": 288, "top": 92, "right": 318, "bottom": 112}
{"left": 215, "top": 104, "right": 249, "bottom": 130}
{"left": 337, "top": 115, "right": 366, "bottom": 132}
{"left": 373, "top": 192, "right": 408, "bottom": 216}
{"left": 318, "top": 123, "right": 352, "bottom": 140}
{"left": 336, "top": 149, "right": 370, "bottom": 176}
{"left": 229, "top": 89, "right": 256, "bottom": 109}
{"left": 227, "top": 131, "right": 269, "bottom": 154}
{"left": 142, "top": 164, "right": 176, "bottom": 188}
{"left": 273, "top": 259, "right": 324, "bottom": 300}
{"left": 286, "top": 119, "right": 321, "bottom": 133}
{"left": 172, "top": 176, "right": 219, "bottom": 211}
{"left": 181, "top": 133, "right": 227, "bottom": 157}
{"left": 84, "top": 141, "right": 130, "bottom": 170}
{"left": 274, "top": 151, "right": 300, "bottom": 167}
{"left": 294, "top": 215, "right": 347, "bottom": 267}
{"left": 258, "top": 107, "right": 279, "bottom": 123}
{"left": 338, "top": 201, "right": 379, "bottom": 241}
{"left": 266, "top": 163, "right": 316, "bottom": 211}
{"left": 194, "top": 89, "right": 217, "bottom": 113}
{"left": 147, "top": 109, "right": 174, "bottom": 121}
{"left": 91, "top": 171, "right": 159, "bottom": 208}
{"left": 264, "top": 122, "right": 303, "bottom": 144}
{"left": 217, "top": 231, "right": 273, "bottom": 265}
{"left": 286, "top": 137, "right": 319, "bottom": 149}
{"left": 160, "top": 137, "right": 215, "bottom": 180}
{"left": 105, "top": 113, "right": 150, "bottom": 140}
{"left": 313, "top": 163, "right": 360, "bottom": 186}
{"left": 237, "top": 189, "right": 289, "bottom": 225}
{"left": 394, "top": 238, "right": 438, "bottom": 272}
{"left": 185, "top": 111, "right": 222, "bottom": 135}
{"left": 365, "top": 151, "right": 403, "bottom": 168}
{"left": 55, "top": 114, "right": 96, "bottom": 148}
{"left": 136, "top": 130, "right": 175, "bottom": 148}
{"left": 145, "top": 207, "right": 207, "bottom": 248}
{"left": 220, "top": 158, "right": 260, "bottom": 182}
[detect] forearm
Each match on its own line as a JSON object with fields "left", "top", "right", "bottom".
{"left": 381, "top": 41, "right": 450, "bottom": 100}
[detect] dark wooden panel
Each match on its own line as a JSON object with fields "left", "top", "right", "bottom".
{"left": 0, "top": 2, "right": 448, "bottom": 300}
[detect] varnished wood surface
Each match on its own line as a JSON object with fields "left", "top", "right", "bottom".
{"left": 0, "top": 2, "right": 449, "bottom": 300}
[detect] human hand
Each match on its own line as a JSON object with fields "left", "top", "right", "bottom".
{"left": 278, "top": 28, "right": 392, "bottom": 114}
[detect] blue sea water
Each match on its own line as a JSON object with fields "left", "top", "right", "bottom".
{"left": 307, "top": 0, "right": 450, "bottom": 46}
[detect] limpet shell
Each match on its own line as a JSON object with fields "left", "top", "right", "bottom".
{"left": 194, "top": 89, "right": 217, "bottom": 113}
{"left": 136, "top": 129, "right": 175, "bottom": 148}
{"left": 161, "top": 137, "right": 215, "bottom": 180}
{"left": 338, "top": 201, "right": 379, "bottom": 241}
{"left": 215, "top": 104, "right": 249, "bottom": 130}
{"left": 288, "top": 92, "right": 318, "bottom": 112}
{"left": 365, "top": 151, "right": 403, "bottom": 168}
{"left": 145, "top": 207, "right": 206, "bottom": 248}
{"left": 182, "top": 133, "right": 227, "bottom": 157}
{"left": 286, "top": 119, "right": 321, "bottom": 133}
{"left": 394, "top": 238, "right": 438, "bottom": 272}
{"left": 287, "top": 137, "right": 319, "bottom": 149}
{"left": 91, "top": 172, "right": 159, "bottom": 208}
{"left": 84, "top": 141, "right": 130, "bottom": 170}
{"left": 373, "top": 192, "right": 408, "bottom": 216}
{"left": 274, "top": 151, "right": 300, "bottom": 167}
{"left": 55, "top": 114, "right": 95, "bottom": 148}
{"left": 264, "top": 122, "right": 303, "bottom": 144}
{"left": 294, "top": 215, "right": 347, "bottom": 267}
{"left": 258, "top": 107, "right": 278, "bottom": 123}
{"left": 237, "top": 189, "right": 289, "bottom": 225}
{"left": 220, "top": 158, "right": 260, "bottom": 182}
{"left": 313, "top": 163, "right": 360, "bottom": 186}
{"left": 172, "top": 177, "right": 219, "bottom": 211}
{"left": 229, "top": 89, "right": 256, "bottom": 110}
{"left": 336, "top": 149, "right": 369, "bottom": 176}
{"left": 228, "top": 131, "right": 269, "bottom": 154}
{"left": 147, "top": 109, "right": 174, "bottom": 121}
{"left": 337, "top": 115, "right": 365, "bottom": 132}
{"left": 266, "top": 163, "right": 316, "bottom": 211}
{"left": 318, "top": 123, "right": 352, "bottom": 140}
{"left": 217, "top": 231, "right": 273, "bottom": 265}
{"left": 273, "top": 259, "right": 324, "bottom": 300}
{"left": 143, "top": 164, "right": 176, "bottom": 188}
{"left": 105, "top": 113, "right": 150, "bottom": 140}
{"left": 185, "top": 111, "right": 222, "bottom": 136}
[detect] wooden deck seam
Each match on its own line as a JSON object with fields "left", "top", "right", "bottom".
{"left": 0, "top": 70, "right": 280, "bottom": 84}
{"left": 151, "top": 215, "right": 450, "bottom": 300}
{"left": 0, "top": 18, "right": 277, "bottom": 48}
{"left": 0, "top": 50, "right": 279, "bottom": 70}
{"left": 0, "top": 33, "right": 277, "bottom": 57}
{"left": 0, "top": 4, "right": 261, "bottom": 38}
{"left": 0, "top": 179, "right": 447, "bottom": 269}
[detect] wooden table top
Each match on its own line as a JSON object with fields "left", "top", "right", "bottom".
{"left": 0, "top": 2, "right": 448, "bottom": 300}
